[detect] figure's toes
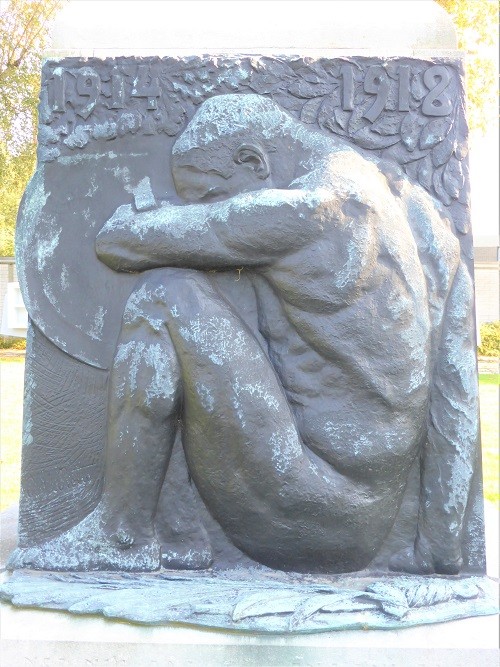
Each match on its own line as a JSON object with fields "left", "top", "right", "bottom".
{"left": 389, "top": 536, "right": 463, "bottom": 576}
{"left": 162, "top": 546, "right": 213, "bottom": 570}
{"left": 389, "top": 546, "right": 433, "bottom": 574}
{"left": 111, "top": 528, "right": 136, "bottom": 550}
{"left": 433, "top": 554, "right": 463, "bottom": 575}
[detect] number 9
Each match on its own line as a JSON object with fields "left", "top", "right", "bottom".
{"left": 76, "top": 68, "right": 101, "bottom": 120}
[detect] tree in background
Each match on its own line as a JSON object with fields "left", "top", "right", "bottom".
{"left": 0, "top": 0, "right": 63, "bottom": 255}
{"left": 435, "top": 0, "right": 498, "bottom": 133}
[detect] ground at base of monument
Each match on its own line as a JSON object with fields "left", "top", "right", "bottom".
{"left": 0, "top": 593, "right": 498, "bottom": 667}
{"left": 0, "top": 566, "right": 498, "bottom": 634}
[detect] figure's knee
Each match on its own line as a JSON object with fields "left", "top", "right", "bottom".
{"left": 113, "top": 337, "right": 181, "bottom": 415}
{"left": 123, "top": 269, "right": 213, "bottom": 330}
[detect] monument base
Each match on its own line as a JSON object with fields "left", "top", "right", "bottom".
{"left": 1, "top": 598, "right": 498, "bottom": 667}
{"left": 1, "top": 504, "right": 499, "bottom": 665}
{"left": 1, "top": 568, "right": 498, "bottom": 633}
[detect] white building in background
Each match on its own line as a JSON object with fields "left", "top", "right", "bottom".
{"left": 0, "top": 258, "right": 25, "bottom": 337}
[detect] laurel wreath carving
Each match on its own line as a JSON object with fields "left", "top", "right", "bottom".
{"left": 40, "top": 56, "right": 470, "bottom": 232}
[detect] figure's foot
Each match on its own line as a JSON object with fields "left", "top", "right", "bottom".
{"left": 389, "top": 546, "right": 434, "bottom": 574}
{"left": 7, "top": 504, "right": 162, "bottom": 572}
{"left": 162, "top": 544, "right": 214, "bottom": 570}
{"left": 389, "top": 534, "right": 463, "bottom": 575}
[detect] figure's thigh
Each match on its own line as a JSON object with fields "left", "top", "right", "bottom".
{"left": 160, "top": 270, "right": 386, "bottom": 571}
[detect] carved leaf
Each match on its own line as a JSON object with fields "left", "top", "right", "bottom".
{"left": 232, "top": 592, "right": 302, "bottom": 622}
{"left": 63, "top": 126, "right": 91, "bottom": 149}
{"left": 116, "top": 110, "right": 142, "bottom": 136}
{"left": 404, "top": 159, "right": 420, "bottom": 183}
{"left": 272, "top": 93, "right": 303, "bottom": 113}
{"left": 432, "top": 165, "right": 453, "bottom": 205}
{"left": 248, "top": 72, "right": 282, "bottom": 95}
{"left": 300, "top": 98, "right": 323, "bottom": 124}
{"left": 372, "top": 114, "right": 401, "bottom": 136}
{"left": 288, "top": 593, "right": 374, "bottom": 631}
{"left": 288, "top": 81, "right": 332, "bottom": 99}
{"left": 294, "top": 64, "right": 325, "bottom": 84}
{"left": 454, "top": 137, "right": 468, "bottom": 160}
{"left": 352, "top": 126, "right": 400, "bottom": 150}
{"left": 432, "top": 135, "right": 456, "bottom": 167}
{"left": 419, "top": 118, "right": 453, "bottom": 150}
{"left": 365, "top": 584, "right": 410, "bottom": 619}
{"left": 405, "top": 580, "right": 478, "bottom": 608}
{"left": 156, "top": 110, "right": 185, "bottom": 137}
{"left": 91, "top": 120, "right": 117, "bottom": 141}
{"left": 383, "top": 143, "right": 429, "bottom": 166}
{"left": 401, "top": 111, "right": 424, "bottom": 152}
{"left": 411, "top": 74, "right": 427, "bottom": 101}
{"left": 451, "top": 202, "right": 470, "bottom": 234}
{"left": 457, "top": 176, "right": 470, "bottom": 207}
{"left": 317, "top": 98, "right": 343, "bottom": 134}
{"left": 443, "top": 156, "right": 464, "bottom": 199}
{"left": 453, "top": 101, "right": 469, "bottom": 159}
{"left": 348, "top": 98, "right": 372, "bottom": 135}
{"left": 251, "top": 57, "right": 295, "bottom": 79}
{"left": 417, "top": 155, "right": 433, "bottom": 191}
{"left": 333, "top": 107, "right": 350, "bottom": 131}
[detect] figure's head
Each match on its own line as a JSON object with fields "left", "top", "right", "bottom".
{"left": 171, "top": 94, "right": 291, "bottom": 202}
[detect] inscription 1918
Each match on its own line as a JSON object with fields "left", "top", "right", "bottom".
{"left": 339, "top": 64, "right": 451, "bottom": 118}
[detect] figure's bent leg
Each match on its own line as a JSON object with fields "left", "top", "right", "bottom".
{"left": 6, "top": 274, "right": 184, "bottom": 572}
{"left": 162, "top": 270, "right": 392, "bottom": 573}
{"left": 100, "top": 276, "right": 182, "bottom": 549}
{"left": 391, "top": 262, "right": 479, "bottom": 574}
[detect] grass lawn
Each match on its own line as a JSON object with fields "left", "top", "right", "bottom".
{"left": 479, "top": 374, "right": 500, "bottom": 503}
{"left": 1, "top": 359, "right": 499, "bottom": 511}
{"left": 0, "top": 358, "right": 25, "bottom": 512}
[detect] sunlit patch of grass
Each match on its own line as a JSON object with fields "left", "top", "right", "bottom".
{"left": 479, "top": 375, "right": 500, "bottom": 505}
{"left": 0, "top": 358, "right": 24, "bottom": 511}
{"left": 479, "top": 373, "right": 500, "bottom": 385}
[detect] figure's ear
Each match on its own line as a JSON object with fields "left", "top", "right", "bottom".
{"left": 233, "top": 144, "right": 270, "bottom": 180}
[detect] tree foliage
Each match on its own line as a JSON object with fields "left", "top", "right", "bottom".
{"left": 0, "top": 0, "right": 63, "bottom": 255}
{"left": 435, "top": 0, "right": 498, "bottom": 133}
{"left": 478, "top": 321, "right": 500, "bottom": 358}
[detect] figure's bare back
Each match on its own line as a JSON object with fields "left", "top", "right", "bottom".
{"left": 253, "top": 150, "right": 460, "bottom": 484}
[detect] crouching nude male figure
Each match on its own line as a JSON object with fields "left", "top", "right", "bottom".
{"left": 20, "top": 94, "right": 478, "bottom": 574}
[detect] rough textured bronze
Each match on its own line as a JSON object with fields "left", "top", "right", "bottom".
{"left": 3, "top": 55, "right": 494, "bottom": 630}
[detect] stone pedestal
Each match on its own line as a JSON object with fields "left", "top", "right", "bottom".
{"left": 1, "top": 507, "right": 499, "bottom": 667}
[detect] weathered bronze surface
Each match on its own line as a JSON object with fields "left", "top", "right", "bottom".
{"left": 3, "top": 55, "right": 495, "bottom": 631}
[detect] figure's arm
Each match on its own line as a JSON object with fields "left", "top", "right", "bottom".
{"left": 95, "top": 188, "right": 324, "bottom": 272}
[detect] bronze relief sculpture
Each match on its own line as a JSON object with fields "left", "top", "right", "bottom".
{"left": 2, "top": 56, "right": 497, "bottom": 631}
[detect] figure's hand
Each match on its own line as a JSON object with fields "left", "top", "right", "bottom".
{"left": 96, "top": 199, "right": 177, "bottom": 272}
{"left": 95, "top": 203, "right": 139, "bottom": 272}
